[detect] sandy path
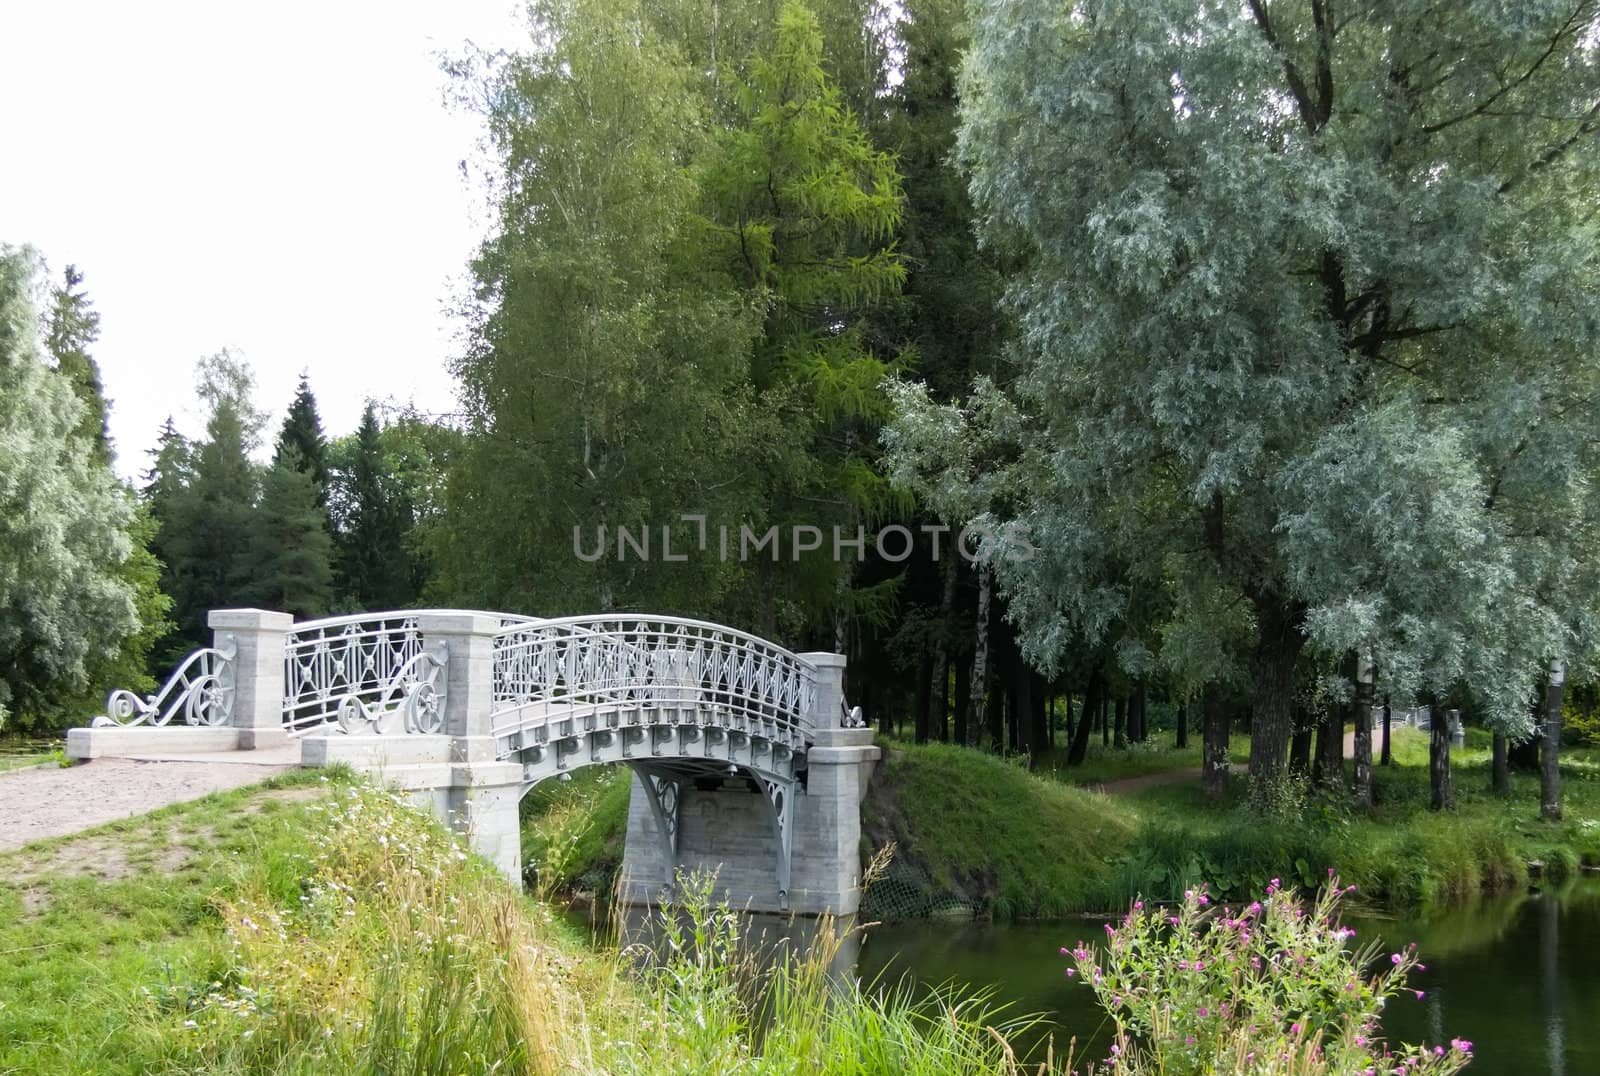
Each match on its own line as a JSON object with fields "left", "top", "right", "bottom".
{"left": 0, "top": 753, "right": 298, "bottom": 852}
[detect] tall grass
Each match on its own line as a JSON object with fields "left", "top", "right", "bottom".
{"left": 121, "top": 780, "right": 1064, "bottom": 1075}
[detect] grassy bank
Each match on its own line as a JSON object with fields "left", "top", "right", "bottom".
{"left": 0, "top": 771, "right": 1048, "bottom": 1075}
{"left": 519, "top": 730, "right": 1600, "bottom": 922}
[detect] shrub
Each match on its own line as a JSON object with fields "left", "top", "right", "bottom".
{"left": 1065, "top": 877, "right": 1474, "bottom": 1075}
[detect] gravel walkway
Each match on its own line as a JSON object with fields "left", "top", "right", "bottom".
{"left": 0, "top": 752, "right": 299, "bottom": 852}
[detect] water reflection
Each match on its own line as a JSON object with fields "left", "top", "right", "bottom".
{"left": 571, "top": 881, "right": 1600, "bottom": 1074}
{"left": 855, "top": 880, "right": 1600, "bottom": 1075}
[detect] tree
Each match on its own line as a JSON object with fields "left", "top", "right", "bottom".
{"left": 950, "top": 0, "right": 1600, "bottom": 803}
{"left": 0, "top": 246, "right": 138, "bottom": 730}
{"left": 44, "top": 264, "right": 112, "bottom": 464}
{"left": 156, "top": 352, "right": 262, "bottom": 650}
{"left": 248, "top": 448, "right": 335, "bottom": 618}
{"left": 333, "top": 404, "right": 422, "bottom": 611}
{"left": 274, "top": 372, "right": 330, "bottom": 507}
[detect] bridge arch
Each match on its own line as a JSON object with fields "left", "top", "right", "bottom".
{"left": 76, "top": 607, "right": 879, "bottom": 916}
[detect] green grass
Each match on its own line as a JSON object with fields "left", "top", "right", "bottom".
{"left": 861, "top": 742, "right": 1139, "bottom": 920}
{"left": 0, "top": 738, "right": 66, "bottom": 772}
{"left": 1108, "top": 726, "right": 1600, "bottom": 911}
{"left": 520, "top": 765, "right": 631, "bottom": 896}
{"left": 0, "top": 768, "right": 340, "bottom": 1074}
{"left": 0, "top": 769, "right": 1060, "bottom": 1075}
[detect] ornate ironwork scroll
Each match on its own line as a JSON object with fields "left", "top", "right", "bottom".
{"left": 333, "top": 641, "right": 449, "bottom": 735}
{"left": 95, "top": 635, "right": 237, "bottom": 728}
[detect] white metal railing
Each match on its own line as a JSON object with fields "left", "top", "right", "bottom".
{"left": 94, "top": 636, "right": 237, "bottom": 729}
{"left": 282, "top": 610, "right": 539, "bottom": 734}
{"left": 490, "top": 615, "right": 816, "bottom": 749}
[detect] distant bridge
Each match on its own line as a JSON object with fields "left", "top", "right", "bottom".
{"left": 70, "top": 609, "right": 879, "bottom": 915}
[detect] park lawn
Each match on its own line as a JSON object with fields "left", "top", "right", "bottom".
{"left": 1113, "top": 726, "right": 1600, "bottom": 911}
{"left": 0, "top": 768, "right": 340, "bottom": 1073}
{"left": 1, "top": 768, "right": 1043, "bottom": 1076}
{"left": 0, "top": 739, "right": 65, "bottom": 773}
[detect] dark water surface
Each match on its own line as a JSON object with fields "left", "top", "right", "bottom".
{"left": 856, "top": 883, "right": 1600, "bottom": 1075}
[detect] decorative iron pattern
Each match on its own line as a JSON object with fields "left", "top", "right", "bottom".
{"left": 334, "top": 642, "right": 450, "bottom": 735}
{"left": 489, "top": 615, "right": 816, "bottom": 752}
{"left": 288, "top": 610, "right": 539, "bottom": 735}
{"left": 282, "top": 613, "right": 426, "bottom": 733}
{"left": 95, "top": 635, "right": 237, "bottom": 728}
{"left": 635, "top": 767, "right": 682, "bottom": 893}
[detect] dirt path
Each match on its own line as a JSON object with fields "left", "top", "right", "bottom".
{"left": 0, "top": 751, "right": 299, "bottom": 852}
{"left": 1091, "top": 730, "right": 1362, "bottom": 796}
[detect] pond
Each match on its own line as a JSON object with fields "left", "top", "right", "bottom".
{"left": 856, "top": 882, "right": 1600, "bottom": 1075}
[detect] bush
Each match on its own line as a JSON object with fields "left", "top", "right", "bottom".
{"left": 1066, "top": 878, "right": 1475, "bottom": 1075}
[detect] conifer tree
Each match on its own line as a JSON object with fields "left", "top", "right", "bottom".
{"left": 248, "top": 448, "right": 335, "bottom": 618}
{"left": 45, "top": 264, "right": 112, "bottom": 464}
{"left": 333, "top": 403, "right": 420, "bottom": 611}
{"left": 274, "top": 372, "right": 330, "bottom": 507}
{"left": 157, "top": 353, "right": 262, "bottom": 650}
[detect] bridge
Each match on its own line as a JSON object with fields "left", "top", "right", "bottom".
{"left": 68, "top": 608, "right": 879, "bottom": 916}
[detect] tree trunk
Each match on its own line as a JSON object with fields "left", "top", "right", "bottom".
{"left": 1047, "top": 691, "right": 1056, "bottom": 748}
{"left": 1249, "top": 595, "right": 1304, "bottom": 803}
{"left": 1068, "top": 668, "right": 1102, "bottom": 765}
{"left": 1313, "top": 704, "right": 1344, "bottom": 793}
{"left": 1031, "top": 671, "right": 1049, "bottom": 759}
{"left": 1202, "top": 685, "right": 1229, "bottom": 800}
{"left": 1380, "top": 694, "right": 1392, "bottom": 766}
{"left": 1100, "top": 692, "right": 1109, "bottom": 747}
{"left": 965, "top": 564, "right": 992, "bottom": 748}
{"left": 913, "top": 648, "right": 933, "bottom": 744}
{"left": 1511, "top": 697, "right": 1542, "bottom": 769}
{"left": 1014, "top": 661, "right": 1035, "bottom": 758}
{"left": 1288, "top": 706, "right": 1313, "bottom": 780}
{"left": 986, "top": 661, "right": 1004, "bottom": 751}
{"left": 1064, "top": 693, "right": 1076, "bottom": 744}
{"left": 928, "top": 558, "right": 957, "bottom": 742}
{"left": 1353, "top": 678, "right": 1374, "bottom": 809}
{"left": 1429, "top": 700, "right": 1454, "bottom": 811}
{"left": 1542, "top": 661, "right": 1565, "bottom": 821}
{"left": 1176, "top": 699, "right": 1189, "bottom": 749}
{"left": 1113, "top": 696, "right": 1127, "bottom": 749}
{"left": 1492, "top": 729, "right": 1509, "bottom": 793}
{"left": 1132, "top": 683, "right": 1147, "bottom": 742}
{"left": 953, "top": 655, "right": 971, "bottom": 748}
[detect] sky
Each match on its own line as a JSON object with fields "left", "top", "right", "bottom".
{"left": 0, "top": 0, "right": 528, "bottom": 480}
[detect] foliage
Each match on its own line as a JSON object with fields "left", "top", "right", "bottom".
{"left": 1070, "top": 881, "right": 1472, "bottom": 1075}
{"left": 330, "top": 403, "right": 424, "bottom": 610}
{"left": 43, "top": 263, "right": 111, "bottom": 464}
{"left": 911, "top": 0, "right": 1600, "bottom": 802}
{"left": 147, "top": 351, "right": 263, "bottom": 652}
{"left": 0, "top": 246, "right": 139, "bottom": 731}
{"left": 0, "top": 772, "right": 1060, "bottom": 1074}
{"left": 246, "top": 449, "right": 335, "bottom": 618}
{"left": 272, "top": 372, "right": 330, "bottom": 507}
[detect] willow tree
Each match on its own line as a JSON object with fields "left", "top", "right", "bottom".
{"left": 947, "top": 0, "right": 1600, "bottom": 800}
{"left": 0, "top": 247, "right": 139, "bottom": 730}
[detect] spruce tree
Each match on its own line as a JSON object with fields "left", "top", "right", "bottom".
{"left": 158, "top": 355, "right": 262, "bottom": 650}
{"left": 334, "top": 403, "right": 419, "bottom": 611}
{"left": 248, "top": 448, "right": 335, "bottom": 618}
{"left": 45, "top": 264, "right": 113, "bottom": 465}
{"left": 273, "top": 373, "right": 330, "bottom": 507}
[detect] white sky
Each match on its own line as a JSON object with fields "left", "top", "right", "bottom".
{"left": 0, "top": 0, "right": 528, "bottom": 480}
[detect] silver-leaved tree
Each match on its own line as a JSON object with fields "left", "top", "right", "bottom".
{"left": 889, "top": 0, "right": 1600, "bottom": 803}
